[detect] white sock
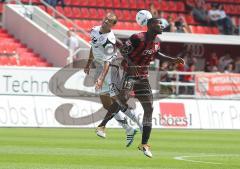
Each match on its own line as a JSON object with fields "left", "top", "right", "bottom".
{"left": 123, "top": 108, "right": 143, "bottom": 133}
{"left": 114, "top": 112, "right": 133, "bottom": 133}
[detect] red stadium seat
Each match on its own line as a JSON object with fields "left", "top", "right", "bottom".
{"left": 88, "top": 0, "right": 96, "bottom": 7}
{"left": 114, "top": 9, "right": 124, "bottom": 20}
{"left": 168, "top": 1, "right": 177, "bottom": 11}
{"left": 104, "top": 0, "right": 113, "bottom": 8}
{"left": 77, "top": 0, "right": 88, "bottom": 6}
{"left": 8, "top": 57, "right": 18, "bottom": 65}
{"left": 72, "top": 7, "right": 81, "bottom": 19}
{"left": 112, "top": 0, "right": 121, "bottom": 8}
{"left": 98, "top": 9, "right": 106, "bottom": 19}
{"left": 137, "top": 1, "right": 146, "bottom": 9}
{"left": 122, "top": 10, "right": 132, "bottom": 21}
{"left": 89, "top": 8, "right": 98, "bottom": 19}
{"left": 0, "top": 56, "right": 9, "bottom": 65}
{"left": 176, "top": 1, "right": 185, "bottom": 12}
{"left": 64, "top": 7, "right": 73, "bottom": 18}
{"left": 56, "top": 6, "right": 64, "bottom": 17}
{"left": 95, "top": 0, "right": 105, "bottom": 7}
{"left": 160, "top": 1, "right": 169, "bottom": 11}
{"left": 81, "top": 8, "right": 90, "bottom": 19}
{"left": 211, "top": 27, "right": 219, "bottom": 34}
{"left": 129, "top": 0, "right": 137, "bottom": 9}
{"left": 121, "top": 0, "right": 129, "bottom": 8}
{"left": 38, "top": 5, "right": 46, "bottom": 12}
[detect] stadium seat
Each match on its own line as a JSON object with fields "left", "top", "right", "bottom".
{"left": 88, "top": 0, "right": 97, "bottom": 7}
{"left": 81, "top": 8, "right": 90, "bottom": 19}
{"left": 112, "top": 0, "right": 121, "bottom": 8}
{"left": 121, "top": 0, "right": 129, "bottom": 8}
{"left": 176, "top": 1, "right": 185, "bottom": 12}
{"left": 104, "top": 0, "right": 113, "bottom": 8}
{"left": 72, "top": 7, "right": 81, "bottom": 19}
{"left": 98, "top": 9, "right": 106, "bottom": 19}
{"left": 168, "top": 1, "right": 177, "bottom": 12}
{"left": 95, "top": 0, "right": 105, "bottom": 7}
{"left": 211, "top": 27, "right": 220, "bottom": 34}
{"left": 89, "top": 8, "right": 98, "bottom": 19}
{"left": 0, "top": 3, "right": 4, "bottom": 14}
{"left": 129, "top": 0, "right": 137, "bottom": 9}
{"left": 122, "top": 10, "right": 132, "bottom": 21}
{"left": 0, "top": 56, "right": 9, "bottom": 65}
{"left": 64, "top": 7, "right": 73, "bottom": 18}
{"left": 9, "top": 57, "right": 18, "bottom": 65}
{"left": 64, "top": 0, "right": 71, "bottom": 5}
{"left": 56, "top": 6, "right": 64, "bottom": 16}
{"left": 77, "top": 0, "right": 89, "bottom": 6}
{"left": 137, "top": 1, "right": 146, "bottom": 9}
{"left": 160, "top": 1, "right": 169, "bottom": 11}
{"left": 114, "top": 9, "right": 124, "bottom": 20}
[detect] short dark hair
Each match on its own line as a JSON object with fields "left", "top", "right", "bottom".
{"left": 107, "top": 12, "right": 118, "bottom": 25}
{"left": 147, "top": 17, "right": 161, "bottom": 27}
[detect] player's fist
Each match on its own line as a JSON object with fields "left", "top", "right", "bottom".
{"left": 95, "top": 78, "right": 103, "bottom": 90}
{"left": 174, "top": 57, "right": 185, "bottom": 65}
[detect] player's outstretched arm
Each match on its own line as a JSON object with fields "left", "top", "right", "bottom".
{"left": 157, "top": 51, "right": 185, "bottom": 65}
{"left": 84, "top": 47, "right": 94, "bottom": 74}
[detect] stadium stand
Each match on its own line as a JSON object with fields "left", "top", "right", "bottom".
{"left": 10, "top": 0, "right": 238, "bottom": 35}
{"left": 0, "top": 28, "right": 52, "bottom": 67}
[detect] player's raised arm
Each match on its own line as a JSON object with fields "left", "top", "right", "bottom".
{"left": 157, "top": 51, "right": 185, "bottom": 65}
{"left": 84, "top": 47, "right": 94, "bottom": 75}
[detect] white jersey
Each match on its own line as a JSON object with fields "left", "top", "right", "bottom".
{"left": 90, "top": 26, "right": 119, "bottom": 95}
{"left": 90, "top": 26, "right": 117, "bottom": 64}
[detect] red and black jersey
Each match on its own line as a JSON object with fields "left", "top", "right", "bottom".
{"left": 121, "top": 32, "right": 160, "bottom": 78}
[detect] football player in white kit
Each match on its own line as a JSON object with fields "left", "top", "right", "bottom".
{"left": 84, "top": 12, "right": 142, "bottom": 147}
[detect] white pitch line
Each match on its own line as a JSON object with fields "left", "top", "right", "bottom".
{"left": 174, "top": 154, "right": 234, "bottom": 165}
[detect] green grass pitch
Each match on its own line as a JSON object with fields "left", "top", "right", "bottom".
{"left": 0, "top": 128, "right": 239, "bottom": 169}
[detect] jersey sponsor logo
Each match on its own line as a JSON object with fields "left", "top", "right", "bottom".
{"left": 159, "top": 103, "right": 192, "bottom": 127}
{"left": 142, "top": 49, "right": 155, "bottom": 55}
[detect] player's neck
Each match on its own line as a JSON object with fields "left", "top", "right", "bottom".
{"left": 146, "top": 31, "right": 157, "bottom": 41}
{"left": 100, "top": 27, "right": 111, "bottom": 34}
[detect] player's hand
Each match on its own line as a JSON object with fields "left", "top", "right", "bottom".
{"left": 95, "top": 78, "right": 103, "bottom": 90}
{"left": 174, "top": 57, "right": 185, "bottom": 65}
{"left": 84, "top": 66, "right": 90, "bottom": 75}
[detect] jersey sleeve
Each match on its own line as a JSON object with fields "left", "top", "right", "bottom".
{"left": 120, "top": 34, "right": 140, "bottom": 57}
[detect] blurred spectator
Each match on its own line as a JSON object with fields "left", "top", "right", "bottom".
{"left": 64, "top": 30, "right": 79, "bottom": 65}
{"left": 184, "top": 63, "right": 196, "bottom": 82}
{"left": 44, "top": 0, "right": 65, "bottom": 8}
{"left": 191, "top": 0, "right": 211, "bottom": 25}
{"left": 159, "top": 61, "right": 175, "bottom": 95}
{"left": 218, "top": 52, "right": 233, "bottom": 72}
{"left": 234, "top": 57, "right": 240, "bottom": 73}
{"left": 163, "top": 14, "right": 175, "bottom": 32}
{"left": 208, "top": 3, "right": 234, "bottom": 35}
{"left": 224, "top": 63, "right": 234, "bottom": 73}
{"left": 159, "top": 61, "right": 170, "bottom": 82}
{"left": 205, "top": 52, "right": 219, "bottom": 72}
{"left": 173, "top": 16, "right": 191, "bottom": 33}
{"left": 149, "top": 3, "right": 158, "bottom": 18}
{"left": 184, "top": 63, "right": 196, "bottom": 94}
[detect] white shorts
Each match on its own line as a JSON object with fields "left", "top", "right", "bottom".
{"left": 94, "top": 58, "right": 122, "bottom": 96}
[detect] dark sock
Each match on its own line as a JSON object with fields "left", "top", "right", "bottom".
{"left": 98, "top": 102, "right": 120, "bottom": 127}
{"left": 142, "top": 125, "right": 152, "bottom": 144}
